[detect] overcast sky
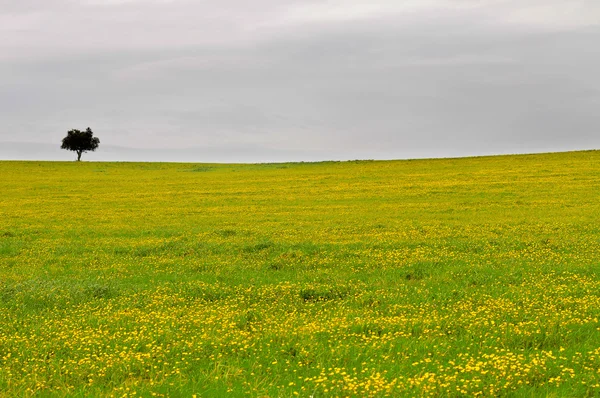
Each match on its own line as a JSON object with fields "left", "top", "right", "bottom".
{"left": 1, "top": 0, "right": 599, "bottom": 162}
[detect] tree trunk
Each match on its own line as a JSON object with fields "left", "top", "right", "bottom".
{"left": 77, "top": 151, "right": 82, "bottom": 161}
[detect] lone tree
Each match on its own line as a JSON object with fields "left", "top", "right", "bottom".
{"left": 61, "top": 128, "right": 100, "bottom": 161}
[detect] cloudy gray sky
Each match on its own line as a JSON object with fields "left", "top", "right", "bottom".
{"left": 1, "top": 0, "right": 599, "bottom": 162}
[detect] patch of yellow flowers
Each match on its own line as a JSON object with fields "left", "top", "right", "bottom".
{"left": 1, "top": 151, "right": 600, "bottom": 396}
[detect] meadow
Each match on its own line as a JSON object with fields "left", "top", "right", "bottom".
{"left": 1, "top": 151, "right": 600, "bottom": 397}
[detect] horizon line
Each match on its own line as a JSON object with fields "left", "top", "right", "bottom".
{"left": 0, "top": 148, "right": 597, "bottom": 165}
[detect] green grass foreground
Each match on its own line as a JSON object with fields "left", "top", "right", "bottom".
{"left": 1, "top": 151, "right": 600, "bottom": 397}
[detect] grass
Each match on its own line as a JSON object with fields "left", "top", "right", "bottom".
{"left": 1, "top": 151, "right": 600, "bottom": 396}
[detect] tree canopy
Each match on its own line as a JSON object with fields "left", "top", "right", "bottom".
{"left": 61, "top": 128, "right": 100, "bottom": 161}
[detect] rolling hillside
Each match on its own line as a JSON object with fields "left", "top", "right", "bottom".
{"left": 1, "top": 151, "right": 600, "bottom": 396}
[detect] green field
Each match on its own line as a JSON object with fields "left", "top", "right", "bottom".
{"left": 1, "top": 151, "right": 600, "bottom": 397}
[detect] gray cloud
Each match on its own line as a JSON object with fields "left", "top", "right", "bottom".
{"left": 1, "top": 0, "right": 599, "bottom": 161}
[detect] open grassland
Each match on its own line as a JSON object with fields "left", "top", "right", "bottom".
{"left": 1, "top": 151, "right": 600, "bottom": 397}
